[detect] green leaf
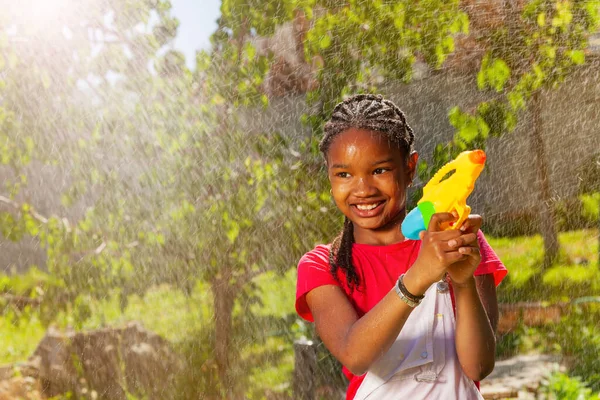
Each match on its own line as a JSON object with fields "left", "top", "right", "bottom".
{"left": 226, "top": 221, "right": 240, "bottom": 243}
{"left": 319, "top": 34, "right": 332, "bottom": 50}
{"left": 508, "top": 90, "right": 525, "bottom": 111}
{"left": 537, "top": 12, "right": 546, "bottom": 27}
{"left": 442, "top": 36, "right": 455, "bottom": 53}
{"left": 479, "top": 54, "right": 511, "bottom": 92}
{"left": 244, "top": 42, "right": 256, "bottom": 60}
{"left": 567, "top": 50, "right": 585, "bottom": 65}
{"left": 459, "top": 121, "right": 479, "bottom": 142}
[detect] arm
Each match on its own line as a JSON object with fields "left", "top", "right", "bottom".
{"left": 443, "top": 215, "right": 499, "bottom": 381}
{"left": 453, "top": 274, "right": 498, "bottom": 381}
{"left": 305, "top": 265, "right": 424, "bottom": 376}
{"left": 305, "top": 213, "right": 469, "bottom": 376}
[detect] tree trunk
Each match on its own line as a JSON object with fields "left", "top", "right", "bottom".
{"left": 530, "top": 90, "right": 560, "bottom": 268}
{"left": 293, "top": 338, "right": 317, "bottom": 400}
{"left": 211, "top": 276, "right": 236, "bottom": 398}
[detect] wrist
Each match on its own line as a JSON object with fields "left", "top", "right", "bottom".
{"left": 403, "top": 267, "right": 431, "bottom": 297}
{"left": 450, "top": 275, "right": 476, "bottom": 290}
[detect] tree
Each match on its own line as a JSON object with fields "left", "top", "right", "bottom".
{"left": 577, "top": 153, "right": 600, "bottom": 266}
{"left": 271, "top": 0, "right": 599, "bottom": 268}
{"left": 2, "top": 0, "right": 599, "bottom": 398}
{"left": 3, "top": 0, "right": 338, "bottom": 397}
{"left": 0, "top": 0, "right": 181, "bottom": 311}
{"left": 447, "top": 0, "right": 600, "bottom": 267}
{"left": 210, "top": 1, "right": 599, "bottom": 391}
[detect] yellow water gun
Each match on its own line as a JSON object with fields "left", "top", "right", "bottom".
{"left": 401, "top": 150, "right": 486, "bottom": 240}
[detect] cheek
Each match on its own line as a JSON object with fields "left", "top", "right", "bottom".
{"left": 329, "top": 187, "right": 346, "bottom": 207}
{"left": 388, "top": 179, "right": 407, "bottom": 205}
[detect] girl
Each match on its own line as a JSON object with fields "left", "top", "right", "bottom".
{"left": 295, "top": 94, "right": 507, "bottom": 399}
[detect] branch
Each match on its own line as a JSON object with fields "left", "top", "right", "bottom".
{"left": 0, "top": 194, "right": 138, "bottom": 263}
{"left": 0, "top": 195, "right": 50, "bottom": 224}
{"left": 0, "top": 294, "right": 42, "bottom": 310}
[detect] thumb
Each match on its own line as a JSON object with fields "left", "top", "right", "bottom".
{"left": 419, "top": 230, "right": 426, "bottom": 240}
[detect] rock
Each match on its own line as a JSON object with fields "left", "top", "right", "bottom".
{"left": 0, "top": 376, "right": 43, "bottom": 400}
{"left": 23, "top": 321, "right": 182, "bottom": 400}
{"left": 480, "top": 354, "right": 565, "bottom": 399}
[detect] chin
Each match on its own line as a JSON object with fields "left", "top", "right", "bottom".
{"left": 354, "top": 218, "right": 388, "bottom": 231}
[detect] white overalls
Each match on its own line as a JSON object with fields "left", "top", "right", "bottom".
{"left": 354, "top": 282, "right": 485, "bottom": 400}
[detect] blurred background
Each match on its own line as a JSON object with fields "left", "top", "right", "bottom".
{"left": 0, "top": 0, "right": 599, "bottom": 399}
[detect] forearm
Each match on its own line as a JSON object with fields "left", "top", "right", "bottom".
{"left": 453, "top": 276, "right": 496, "bottom": 381}
{"left": 341, "top": 270, "right": 430, "bottom": 375}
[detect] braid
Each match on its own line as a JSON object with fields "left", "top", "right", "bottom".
{"left": 322, "top": 94, "right": 415, "bottom": 293}
{"left": 329, "top": 217, "right": 360, "bottom": 291}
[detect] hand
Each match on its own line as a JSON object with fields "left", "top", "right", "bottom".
{"left": 445, "top": 214, "right": 483, "bottom": 285}
{"left": 404, "top": 212, "right": 467, "bottom": 295}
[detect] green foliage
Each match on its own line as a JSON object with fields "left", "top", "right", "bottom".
{"left": 452, "top": 0, "right": 600, "bottom": 137}
{"left": 483, "top": 193, "right": 599, "bottom": 238}
{"left": 580, "top": 193, "right": 600, "bottom": 221}
{"left": 555, "top": 195, "right": 599, "bottom": 231}
{"left": 540, "top": 372, "right": 597, "bottom": 400}
{"left": 1, "top": 0, "right": 599, "bottom": 397}
{"left": 477, "top": 54, "right": 511, "bottom": 92}
{"left": 0, "top": 267, "right": 53, "bottom": 297}
{"left": 303, "top": 0, "right": 468, "bottom": 133}
{"left": 491, "top": 231, "right": 600, "bottom": 389}
{"left": 488, "top": 229, "right": 599, "bottom": 304}
{"left": 496, "top": 326, "right": 526, "bottom": 359}
{"left": 547, "top": 303, "right": 600, "bottom": 392}
{"left": 433, "top": 0, "right": 600, "bottom": 186}
{"left": 0, "top": 309, "right": 45, "bottom": 364}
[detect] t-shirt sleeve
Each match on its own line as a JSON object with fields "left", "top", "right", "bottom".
{"left": 474, "top": 230, "right": 508, "bottom": 286}
{"left": 295, "top": 244, "right": 340, "bottom": 322}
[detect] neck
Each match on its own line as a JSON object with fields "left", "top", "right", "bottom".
{"left": 353, "top": 209, "right": 408, "bottom": 246}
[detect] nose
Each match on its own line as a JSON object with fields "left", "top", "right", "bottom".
{"left": 353, "top": 176, "right": 378, "bottom": 197}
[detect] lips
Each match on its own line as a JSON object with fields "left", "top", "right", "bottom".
{"left": 351, "top": 201, "right": 385, "bottom": 218}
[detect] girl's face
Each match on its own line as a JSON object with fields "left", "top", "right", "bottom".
{"left": 326, "top": 127, "right": 417, "bottom": 243}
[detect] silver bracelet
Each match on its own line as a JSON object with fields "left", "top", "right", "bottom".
{"left": 394, "top": 277, "right": 422, "bottom": 308}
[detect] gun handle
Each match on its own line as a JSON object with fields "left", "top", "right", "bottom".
{"left": 452, "top": 204, "right": 471, "bottom": 231}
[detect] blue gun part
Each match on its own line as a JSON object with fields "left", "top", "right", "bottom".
{"left": 401, "top": 201, "right": 436, "bottom": 240}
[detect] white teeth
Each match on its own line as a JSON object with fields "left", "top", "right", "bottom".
{"left": 356, "top": 203, "right": 379, "bottom": 211}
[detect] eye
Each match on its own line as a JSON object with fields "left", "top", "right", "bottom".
{"left": 373, "top": 168, "right": 389, "bottom": 175}
{"left": 336, "top": 172, "right": 350, "bottom": 178}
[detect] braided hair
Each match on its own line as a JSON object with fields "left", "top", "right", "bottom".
{"left": 320, "top": 94, "right": 415, "bottom": 292}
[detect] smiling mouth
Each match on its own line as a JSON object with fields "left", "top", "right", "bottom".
{"left": 353, "top": 201, "right": 384, "bottom": 211}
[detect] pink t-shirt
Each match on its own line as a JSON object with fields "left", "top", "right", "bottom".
{"left": 295, "top": 231, "right": 507, "bottom": 400}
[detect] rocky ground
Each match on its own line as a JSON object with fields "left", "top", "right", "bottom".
{"left": 480, "top": 354, "right": 566, "bottom": 400}
{"left": 0, "top": 333, "right": 568, "bottom": 400}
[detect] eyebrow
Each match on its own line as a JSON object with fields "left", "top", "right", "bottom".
{"left": 330, "top": 163, "right": 349, "bottom": 169}
{"left": 330, "top": 158, "right": 394, "bottom": 169}
{"left": 372, "top": 158, "right": 394, "bottom": 166}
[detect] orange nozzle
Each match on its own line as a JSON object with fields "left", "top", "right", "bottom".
{"left": 469, "top": 150, "right": 486, "bottom": 165}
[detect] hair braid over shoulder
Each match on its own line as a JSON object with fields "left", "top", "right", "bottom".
{"left": 321, "top": 94, "right": 415, "bottom": 292}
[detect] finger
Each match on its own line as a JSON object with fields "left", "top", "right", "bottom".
{"left": 458, "top": 246, "right": 481, "bottom": 260}
{"left": 460, "top": 214, "right": 482, "bottom": 233}
{"left": 447, "top": 232, "right": 478, "bottom": 250}
{"left": 427, "top": 212, "right": 458, "bottom": 232}
{"left": 444, "top": 250, "right": 468, "bottom": 264}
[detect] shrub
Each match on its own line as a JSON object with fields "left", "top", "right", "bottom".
{"left": 539, "top": 371, "right": 597, "bottom": 400}
{"left": 550, "top": 302, "right": 600, "bottom": 392}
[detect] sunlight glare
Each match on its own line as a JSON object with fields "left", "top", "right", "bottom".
{"left": 8, "top": 0, "right": 76, "bottom": 34}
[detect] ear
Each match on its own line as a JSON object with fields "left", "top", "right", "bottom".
{"left": 407, "top": 151, "right": 419, "bottom": 181}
